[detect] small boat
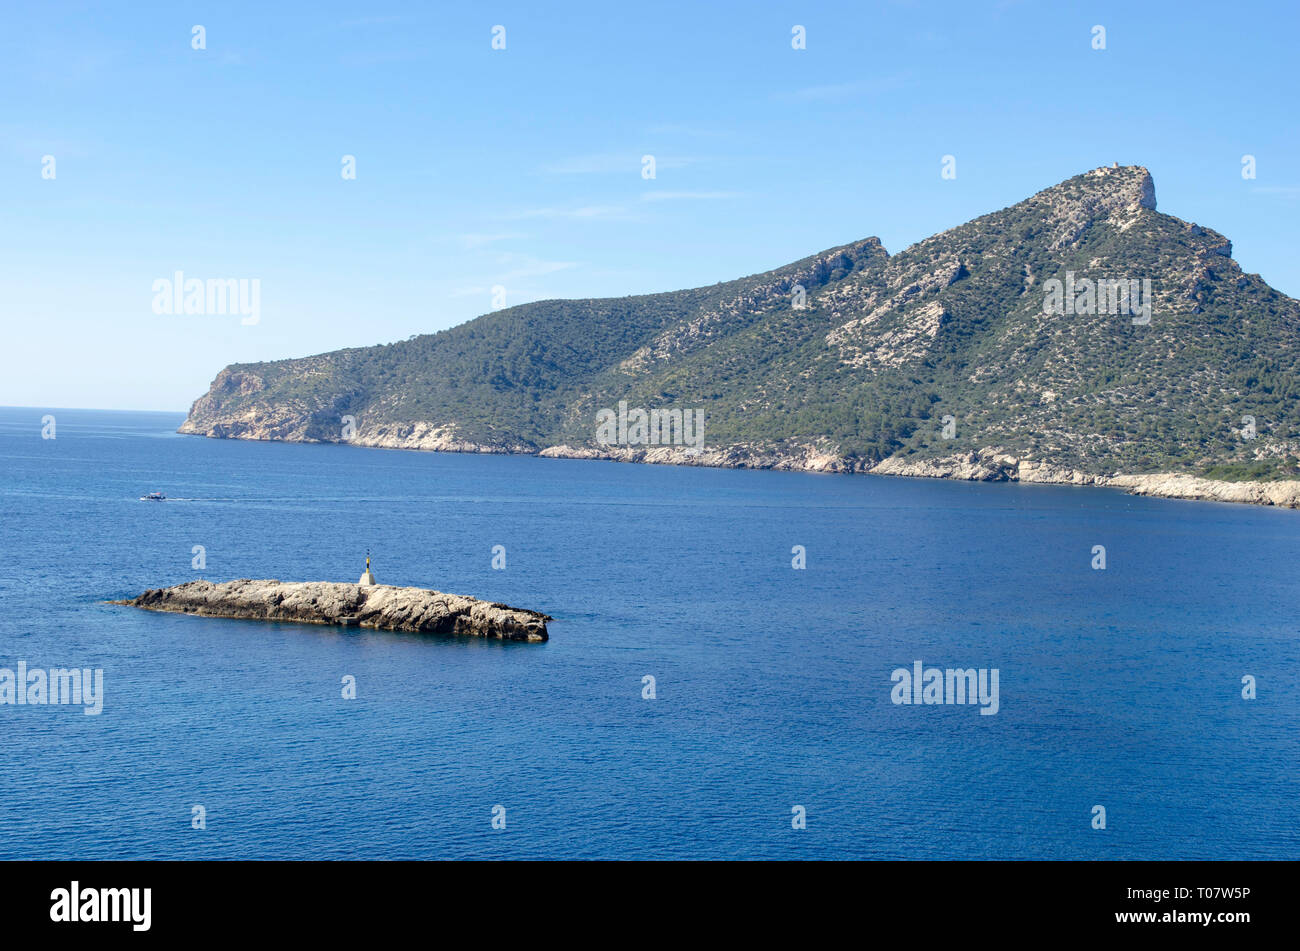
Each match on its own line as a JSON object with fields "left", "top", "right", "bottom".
{"left": 139, "top": 491, "right": 166, "bottom": 501}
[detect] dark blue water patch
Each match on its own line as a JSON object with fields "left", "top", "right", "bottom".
{"left": 0, "top": 407, "right": 1296, "bottom": 859}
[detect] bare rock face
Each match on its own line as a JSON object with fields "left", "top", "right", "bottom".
{"left": 1107, "top": 473, "right": 1300, "bottom": 507}
{"left": 116, "top": 579, "right": 550, "bottom": 642}
{"left": 865, "top": 449, "right": 1300, "bottom": 508}
{"left": 539, "top": 440, "right": 870, "bottom": 473}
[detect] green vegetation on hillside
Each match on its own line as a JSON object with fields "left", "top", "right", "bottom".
{"left": 184, "top": 166, "right": 1300, "bottom": 482}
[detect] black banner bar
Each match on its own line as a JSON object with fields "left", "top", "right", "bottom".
{"left": 0, "top": 860, "right": 1283, "bottom": 939}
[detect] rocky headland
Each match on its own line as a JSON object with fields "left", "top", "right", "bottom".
{"left": 178, "top": 165, "right": 1300, "bottom": 512}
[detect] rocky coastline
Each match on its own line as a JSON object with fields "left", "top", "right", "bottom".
{"left": 175, "top": 423, "right": 1300, "bottom": 511}
{"left": 541, "top": 442, "right": 1300, "bottom": 509}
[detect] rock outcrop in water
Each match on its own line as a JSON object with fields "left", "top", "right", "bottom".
{"left": 115, "top": 579, "right": 550, "bottom": 642}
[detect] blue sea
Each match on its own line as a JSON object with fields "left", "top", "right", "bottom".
{"left": 0, "top": 406, "right": 1296, "bottom": 860}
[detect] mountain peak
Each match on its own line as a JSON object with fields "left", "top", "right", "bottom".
{"left": 1079, "top": 163, "right": 1156, "bottom": 210}
{"left": 1038, "top": 163, "right": 1157, "bottom": 215}
{"left": 998, "top": 164, "right": 1159, "bottom": 252}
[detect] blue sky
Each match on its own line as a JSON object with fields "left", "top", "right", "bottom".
{"left": 4, "top": 0, "right": 1298, "bottom": 410}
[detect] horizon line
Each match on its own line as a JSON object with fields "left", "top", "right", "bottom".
{"left": 0, "top": 404, "right": 189, "bottom": 415}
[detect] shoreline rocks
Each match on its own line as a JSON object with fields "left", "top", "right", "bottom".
{"left": 177, "top": 429, "right": 1300, "bottom": 511}
{"left": 113, "top": 579, "right": 551, "bottom": 642}
{"left": 1106, "top": 472, "right": 1300, "bottom": 507}
{"left": 539, "top": 442, "right": 1300, "bottom": 509}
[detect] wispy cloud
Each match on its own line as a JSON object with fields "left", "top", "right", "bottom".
{"left": 339, "top": 15, "right": 413, "bottom": 27}
{"left": 644, "top": 122, "right": 732, "bottom": 139}
{"left": 776, "top": 73, "right": 910, "bottom": 102}
{"left": 460, "top": 232, "right": 526, "bottom": 248}
{"left": 498, "top": 189, "right": 737, "bottom": 221}
{"left": 494, "top": 253, "right": 580, "bottom": 282}
{"left": 542, "top": 153, "right": 637, "bottom": 175}
{"left": 639, "top": 190, "right": 742, "bottom": 202}
{"left": 506, "top": 204, "right": 631, "bottom": 220}
{"left": 448, "top": 253, "right": 580, "bottom": 302}
{"left": 914, "top": 31, "right": 950, "bottom": 49}
{"left": 541, "top": 152, "right": 695, "bottom": 175}
{"left": 339, "top": 48, "right": 425, "bottom": 67}
{"left": 1, "top": 126, "right": 90, "bottom": 160}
